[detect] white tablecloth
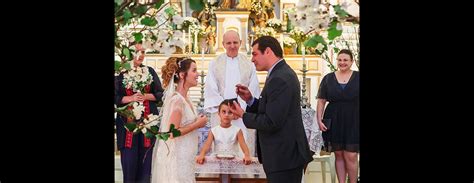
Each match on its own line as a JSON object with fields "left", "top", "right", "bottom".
{"left": 301, "top": 107, "right": 323, "bottom": 154}
{"left": 195, "top": 156, "right": 265, "bottom": 174}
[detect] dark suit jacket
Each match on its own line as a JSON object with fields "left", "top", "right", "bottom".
{"left": 243, "top": 60, "right": 313, "bottom": 174}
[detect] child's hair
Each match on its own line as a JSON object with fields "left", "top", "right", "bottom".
{"left": 218, "top": 98, "right": 239, "bottom": 112}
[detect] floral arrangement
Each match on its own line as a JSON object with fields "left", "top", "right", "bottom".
{"left": 283, "top": 37, "right": 296, "bottom": 48}
{"left": 182, "top": 17, "right": 200, "bottom": 32}
{"left": 266, "top": 18, "right": 282, "bottom": 32}
{"left": 122, "top": 66, "right": 153, "bottom": 93}
{"left": 289, "top": 27, "right": 309, "bottom": 45}
{"left": 255, "top": 27, "right": 276, "bottom": 38}
{"left": 190, "top": 24, "right": 206, "bottom": 36}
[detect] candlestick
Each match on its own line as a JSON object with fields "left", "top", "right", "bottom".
{"left": 300, "top": 43, "right": 310, "bottom": 108}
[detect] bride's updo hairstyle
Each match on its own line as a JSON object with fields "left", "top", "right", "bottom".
{"left": 161, "top": 57, "right": 196, "bottom": 88}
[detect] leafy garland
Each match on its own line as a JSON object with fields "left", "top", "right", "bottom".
{"left": 115, "top": 102, "right": 181, "bottom": 141}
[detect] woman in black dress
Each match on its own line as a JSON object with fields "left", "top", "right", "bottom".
{"left": 316, "top": 49, "right": 359, "bottom": 183}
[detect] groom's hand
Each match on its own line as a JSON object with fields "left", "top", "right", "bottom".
{"left": 235, "top": 84, "right": 252, "bottom": 102}
{"left": 229, "top": 101, "right": 244, "bottom": 118}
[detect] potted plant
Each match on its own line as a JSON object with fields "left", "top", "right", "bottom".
{"left": 283, "top": 37, "right": 296, "bottom": 55}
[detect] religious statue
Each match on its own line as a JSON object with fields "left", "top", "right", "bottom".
{"left": 255, "top": 11, "right": 268, "bottom": 28}
{"left": 262, "top": 0, "right": 276, "bottom": 19}
{"left": 219, "top": 0, "right": 235, "bottom": 9}
{"left": 206, "top": 27, "right": 216, "bottom": 54}
{"left": 236, "top": 0, "right": 252, "bottom": 10}
{"left": 198, "top": 9, "right": 211, "bottom": 28}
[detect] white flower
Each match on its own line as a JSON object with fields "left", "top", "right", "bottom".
{"left": 183, "top": 17, "right": 199, "bottom": 28}
{"left": 267, "top": 18, "right": 282, "bottom": 26}
{"left": 312, "top": 0, "right": 320, "bottom": 8}
{"left": 255, "top": 27, "right": 276, "bottom": 37}
{"left": 316, "top": 43, "right": 325, "bottom": 51}
{"left": 158, "top": 41, "right": 176, "bottom": 56}
{"left": 162, "top": 46, "right": 176, "bottom": 57}
{"left": 128, "top": 36, "right": 135, "bottom": 42}
{"left": 329, "top": 5, "right": 337, "bottom": 18}
{"left": 319, "top": 4, "right": 328, "bottom": 13}
{"left": 341, "top": 1, "right": 351, "bottom": 10}
{"left": 173, "top": 30, "right": 183, "bottom": 38}
{"left": 296, "top": 0, "right": 311, "bottom": 11}
{"left": 169, "top": 39, "right": 185, "bottom": 49}
{"left": 158, "top": 29, "right": 170, "bottom": 41}
{"left": 336, "top": 23, "right": 343, "bottom": 30}
{"left": 190, "top": 24, "right": 205, "bottom": 35}
{"left": 142, "top": 40, "right": 153, "bottom": 50}
{"left": 288, "top": 12, "right": 297, "bottom": 24}
{"left": 153, "top": 42, "right": 162, "bottom": 51}
{"left": 132, "top": 102, "right": 144, "bottom": 120}
{"left": 343, "top": 1, "right": 359, "bottom": 17}
{"left": 141, "top": 128, "right": 147, "bottom": 134}
{"left": 172, "top": 14, "right": 184, "bottom": 25}
{"left": 144, "top": 114, "right": 159, "bottom": 128}
{"left": 283, "top": 37, "right": 296, "bottom": 47}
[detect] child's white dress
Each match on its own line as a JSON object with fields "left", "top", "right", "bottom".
{"left": 211, "top": 125, "right": 242, "bottom": 157}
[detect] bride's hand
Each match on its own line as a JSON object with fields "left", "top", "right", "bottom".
{"left": 195, "top": 114, "right": 208, "bottom": 128}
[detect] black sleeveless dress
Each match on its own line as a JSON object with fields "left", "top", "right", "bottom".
{"left": 317, "top": 71, "right": 359, "bottom": 152}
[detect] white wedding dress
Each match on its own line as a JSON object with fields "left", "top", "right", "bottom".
{"left": 151, "top": 92, "right": 198, "bottom": 183}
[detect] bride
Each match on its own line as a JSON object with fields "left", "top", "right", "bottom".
{"left": 151, "top": 57, "right": 208, "bottom": 183}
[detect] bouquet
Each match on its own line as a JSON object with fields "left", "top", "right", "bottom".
{"left": 116, "top": 66, "right": 180, "bottom": 141}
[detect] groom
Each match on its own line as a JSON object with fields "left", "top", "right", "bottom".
{"left": 229, "top": 36, "right": 313, "bottom": 182}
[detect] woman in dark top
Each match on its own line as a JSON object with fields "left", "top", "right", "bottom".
{"left": 115, "top": 45, "right": 164, "bottom": 183}
{"left": 316, "top": 49, "right": 359, "bottom": 183}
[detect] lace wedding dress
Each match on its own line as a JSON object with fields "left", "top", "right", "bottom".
{"left": 151, "top": 92, "right": 198, "bottom": 183}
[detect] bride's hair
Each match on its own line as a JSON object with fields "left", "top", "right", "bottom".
{"left": 161, "top": 57, "right": 196, "bottom": 88}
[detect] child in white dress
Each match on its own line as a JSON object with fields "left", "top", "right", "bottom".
{"left": 196, "top": 99, "right": 251, "bottom": 165}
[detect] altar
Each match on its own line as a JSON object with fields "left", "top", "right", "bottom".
{"left": 195, "top": 156, "right": 266, "bottom": 183}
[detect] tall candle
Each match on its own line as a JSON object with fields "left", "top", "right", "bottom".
{"left": 188, "top": 27, "right": 191, "bottom": 53}
{"left": 201, "top": 47, "right": 205, "bottom": 71}
{"left": 182, "top": 29, "right": 185, "bottom": 50}
{"left": 194, "top": 32, "right": 198, "bottom": 54}
{"left": 302, "top": 44, "right": 306, "bottom": 68}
